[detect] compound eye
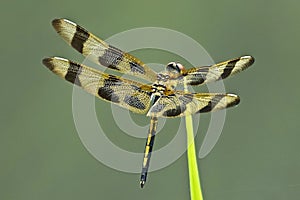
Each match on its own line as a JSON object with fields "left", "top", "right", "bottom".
{"left": 176, "top": 63, "right": 185, "bottom": 71}
{"left": 167, "top": 62, "right": 176, "bottom": 68}
{"left": 166, "top": 62, "right": 182, "bottom": 73}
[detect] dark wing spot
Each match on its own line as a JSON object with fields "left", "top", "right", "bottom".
{"left": 198, "top": 95, "right": 224, "bottom": 113}
{"left": 198, "top": 101, "right": 212, "bottom": 113}
{"left": 65, "top": 62, "right": 82, "bottom": 86}
{"left": 150, "top": 102, "right": 166, "bottom": 113}
{"left": 220, "top": 60, "right": 237, "bottom": 79}
{"left": 98, "top": 74, "right": 122, "bottom": 103}
{"left": 163, "top": 105, "right": 185, "bottom": 117}
{"left": 42, "top": 58, "right": 54, "bottom": 71}
{"left": 99, "top": 45, "right": 123, "bottom": 70}
{"left": 129, "top": 62, "right": 145, "bottom": 74}
{"left": 71, "top": 25, "right": 89, "bottom": 53}
{"left": 188, "top": 78, "right": 205, "bottom": 85}
{"left": 98, "top": 87, "right": 120, "bottom": 103}
{"left": 183, "top": 67, "right": 208, "bottom": 85}
{"left": 124, "top": 95, "right": 146, "bottom": 110}
{"left": 105, "top": 74, "right": 123, "bottom": 85}
{"left": 192, "top": 68, "right": 210, "bottom": 85}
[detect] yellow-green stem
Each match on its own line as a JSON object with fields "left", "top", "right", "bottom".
{"left": 184, "top": 83, "right": 203, "bottom": 200}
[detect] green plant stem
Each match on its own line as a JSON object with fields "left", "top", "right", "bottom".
{"left": 185, "top": 83, "right": 203, "bottom": 200}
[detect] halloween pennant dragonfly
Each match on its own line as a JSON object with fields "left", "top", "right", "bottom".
{"left": 43, "top": 18, "right": 254, "bottom": 188}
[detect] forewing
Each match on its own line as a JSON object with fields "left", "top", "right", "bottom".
{"left": 43, "top": 57, "right": 153, "bottom": 114}
{"left": 51, "top": 18, "right": 158, "bottom": 82}
{"left": 147, "top": 91, "right": 240, "bottom": 118}
{"left": 176, "top": 56, "right": 254, "bottom": 85}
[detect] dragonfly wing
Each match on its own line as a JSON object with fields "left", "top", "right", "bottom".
{"left": 147, "top": 91, "right": 240, "bottom": 118}
{"left": 176, "top": 56, "right": 254, "bottom": 86}
{"left": 43, "top": 57, "right": 153, "bottom": 114}
{"left": 51, "top": 18, "right": 158, "bottom": 82}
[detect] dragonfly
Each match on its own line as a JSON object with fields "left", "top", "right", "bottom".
{"left": 43, "top": 18, "right": 254, "bottom": 188}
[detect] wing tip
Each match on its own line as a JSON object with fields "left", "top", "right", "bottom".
{"left": 42, "top": 57, "right": 54, "bottom": 71}
{"left": 241, "top": 55, "right": 255, "bottom": 66}
{"left": 52, "top": 18, "right": 76, "bottom": 31}
{"left": 226, "top": 93, "right": 240, "bottom": 108}
{"left": 52, "top": 18, "right": 63, "bottom": 31}
{"left": 42, "top": 57, "right": 68, "bottom": 71}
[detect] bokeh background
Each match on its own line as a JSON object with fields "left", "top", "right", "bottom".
{"left": 1, "top": 0, "right": 299, "bottom": 199}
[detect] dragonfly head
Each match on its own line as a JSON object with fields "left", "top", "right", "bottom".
{"left": 166, "top": 62, "right": 185, "bottom": 74}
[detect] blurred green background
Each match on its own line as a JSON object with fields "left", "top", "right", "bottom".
{"left": 1, "top": 0, "right": 299, "bottom": 199}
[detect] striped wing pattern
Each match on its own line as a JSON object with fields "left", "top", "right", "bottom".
{"left": 42, "top": 19, "right": 255, "bottom": 117}
{"left": 148, "top": 91, "right": 240, "bottom": 118}
{"left": 52, "top": 18, "right": 158, "bottom": 82}
{"left": 43, "top": 18, "right": 255, "bottom": 188}
{"left": 43, "top": 57, "right": 153, "bottom": 114}
{"left": 176, "top": 56, "right": 254, "bottom": 85}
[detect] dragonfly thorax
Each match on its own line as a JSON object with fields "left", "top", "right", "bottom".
{"left": 155, "top": 62, "right": 185, "bottom": 91}
{"left": 151, "top": 83, "right": 167, "bottom": 95}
